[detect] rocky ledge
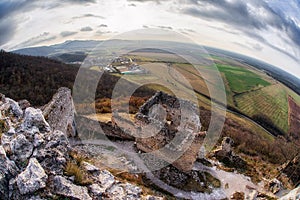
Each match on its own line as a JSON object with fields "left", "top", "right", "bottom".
{"left": 0, "top": 88, "right": 162, "bottom": 200}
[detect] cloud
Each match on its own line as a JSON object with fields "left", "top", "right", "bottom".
{"left": 0, "top": 18, "right": 16, "bottom": 46}
{"left": 61, "top": 0, "right": 96, "bottom": 3}
{"left": 157, "top": 25, "right": 173, "bottom": 30}
{"left": 181, "top": 0, "right": 300, "bottom": 61}
{"left": 0, "top": 0, "right": 98, "bottom": 48}
{"left": 13, "top": 32, "right": 56, "bottom": 49}
{"left": 98, "top": 24, "right": 108, "bottom": 27}
{"left": 72, "top": 13, "right": 105, "bottom": 20}
{"left": 80, "top": 26, "right": 93, "bottom": 32}
{"left": 60, "top": 31, "right": 77, "bottom": 37}
{"left": 128, "top": 3, "right": 136, "bottom": 6}
{"left": 95, "top": 30, "right": 111, "bottom": 35}
{"left": 127, "top": 0, "right": 162, "bottom": 4}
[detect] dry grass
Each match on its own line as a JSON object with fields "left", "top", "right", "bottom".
{"left": 0, "top": 119, "right": 8, "bottom": 137}
{"left": 64, "top": 151, "right": 93, "bottom": 186}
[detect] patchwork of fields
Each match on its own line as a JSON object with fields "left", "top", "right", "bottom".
{"left": 124, "top": 52, "right": 300, "bottom": 137}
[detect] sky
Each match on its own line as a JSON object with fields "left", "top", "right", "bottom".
{"left": 0, "top": 0, "right": 300, "bottom": 78}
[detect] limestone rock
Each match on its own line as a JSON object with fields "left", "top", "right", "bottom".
{"left": 18, "top": 99, "right": 31, "bottom": 110}
{"left": 0, "top": 145, "right": 19, "bottom": 199}
{"left": 22, "top": 107, "right": 51, "bottom": 133}
{"left": 135, "top": 91, "right": 205, "bottom": 171}
{"left": 105, "top": 183, "right": 126, "bottom": 200}
{"left": 123, "top": 183, "right": 142, "bottom": 199}
{"left": 6, "top": 98, "right": 23, "bottom": 118}
{"left": 88, "top": 184, "right": 104, "bottom": 199}
{"left": 34, "top": 130, "right": 70, "bottom": 175}
{"left": 16, "top": 158, "right": 48, "bottom": 195}
{"left": 82, "top": 161, "right": 100, "bottom": 175}
{"left": 42, "top": 87, "right": 76, "bottom": 137}
{"left": 53, "top": 175, "right": 92, "bottom": 200}
{"left": 97, "top": 170, "right": 115, "bottom": 190}
{"left": 10, "top": 134, "right": 33, "bottom": 163}
{"left": 280, "top": 186, "right": 300, "bottom": 200}
{"left": 0, "top": 145, "right": 19, "bottom": 177}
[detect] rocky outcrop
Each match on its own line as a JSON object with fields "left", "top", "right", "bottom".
{"left": 0, "top": 89, "right": 164, "bottom": 200}
{"left": 213, "top": 137, "right": 247, "bottom": 170}
{"left": 16, "top": 158, "right": 48, "bottom": 195}
{"left": 22, "top": 107, "right": 51, "bottom": 134}
{"left": 76, "top": 115, "right": 135, "bottom": 140}
{"left": 280, "top": 186, "right": 300, "bottom": 200}
{"left": 42, "top": 87, "right": 76, "bottom": 137}
{"left": 53, "top": 176, "right": 92, "bottom": 200}
{"left": 0, "top": 145, "right": 19, "bottom": 199}
{"left": 134, "top": 91, "right": 205, "bottom": 171}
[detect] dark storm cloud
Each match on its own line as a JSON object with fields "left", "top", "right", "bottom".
{"left": 60, "top": 31, "right": 78, "bottom": 37}
{"left": 0, "top": 0, "right": 36, "bottom": 45}
{"left": 80, "top": 26, "right": 93, "bottom": 32}
{"left": 0, "top": 19, "right": 16, "bottom": 46}
{"left": 182, "top": 0, "right": 300, "bottom": 60}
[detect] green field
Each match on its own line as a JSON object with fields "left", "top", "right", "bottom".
{"left": 216, "top": 64, "right": 271, "bottom": 94}
{"left": 235, "top": 84, "right": 289, "bottom": 133}
{"left": 125, "top": 52, "right": 300, "bottom": 136}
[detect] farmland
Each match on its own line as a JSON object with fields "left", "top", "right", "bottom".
{"left": 123, "top": 50, "right": 300, "bottom": 139}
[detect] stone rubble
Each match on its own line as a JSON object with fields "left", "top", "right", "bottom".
{"left": 0, "top": 89, "right": 164, "bottom": 200}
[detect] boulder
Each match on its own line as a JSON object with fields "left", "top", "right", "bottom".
{"left": 18, "top": 99, "right": 31, "bottom": 111}
{"left": 53, "top": 175, "right": 92, "bottom": 200}
{"left": 16, "top": 158, "right": 48, "bottom": 195}
{"left": 97, "top": 170, "right": 115, "bottom": 190}
{"left": 0, "top": 145, "right": 19, "bottom": 199}
{"left": 88, "top": 184, "right": 104, "bottom": 199}
{"left": 123, "top": 183, "right": 142, "bottom": 199}
{"left": 6, "top": 98, "right": 23, "bottom": 118}
{"left": 105, "top": 183, "right": 126, "bottom": 200}
{"left": 22, "top": 107, "right": 51, "bottom": 134}
{"left": 33, "top": 130, "right": 70, "bottom": 175}
{"left": 42, "top": 87, "right": 76, "bottom": 137}
{"left": 10, "top": 134, "right": 33, "bottom": 164}
{"left": 82, "top": 161, "right": 100, "bottom": 175}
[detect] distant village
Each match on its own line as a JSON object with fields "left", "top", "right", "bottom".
{"left": 84, "top": 56, "right": 148, "bottom": 75}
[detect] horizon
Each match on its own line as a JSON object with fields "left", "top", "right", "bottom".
{"left": 10, "top": 38, "right": 300, "bottom": 81}
{"left": 1, "top": 0, "right": 300, "bottom": 78}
